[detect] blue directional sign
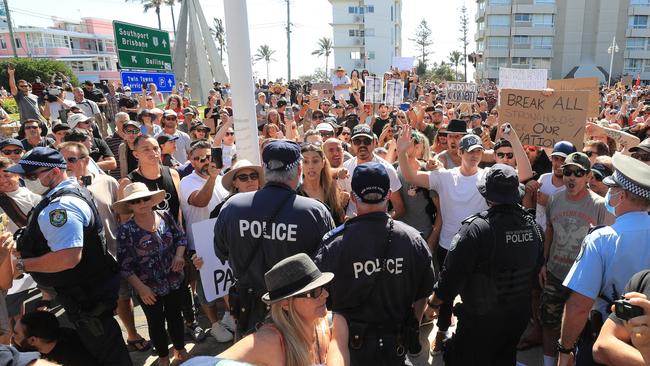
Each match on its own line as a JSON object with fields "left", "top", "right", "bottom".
{"left": 120, "top": 71, "right": 176, "bottom": 93}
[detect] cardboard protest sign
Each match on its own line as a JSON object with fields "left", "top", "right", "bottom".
{"left": 547, "top": 77, "right": 599, "bottom": 118}
{"left": 392, "top": 56, "right": 415, "bottom": 71}
{"left": 311, "top": 82, "right": 334, "bottom": 100}
{"left": 193, "top": 219, "right": 235, "bottom": 302}
{"left": 364, "top": 76, "right": 383, "bottom": 104}
{"left": 384, "top": 79, "right": 404, "bottom": 107}
{"left": 499, "top": 67, "right": 547, "bottom": 90}
{"left": 446, "top": 82, "right": 478, "bottom": 103}
{"left": 499, "top": 89, "right": 589, "bottom": 150}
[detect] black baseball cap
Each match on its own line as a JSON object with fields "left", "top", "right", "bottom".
{"left": 157, "top": 134, "right": 179, "bottom": 145}
{"left": 351, "top": 124, "right": 373, "bottom": 140}
{"left": 459, "top": 134, "right": 484, "bottom": 152}
{"left": 351, "top": 162, "right": 390, "bottom": 204}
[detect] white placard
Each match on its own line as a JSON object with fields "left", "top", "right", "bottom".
{"left": 445, "top": 82, "right": 478, "bottom": 103}
{"left": 384, "top": 79, "right": 404, "bottom": 107}
{"left": 193, "top": 218, "right": 235, "bottom": 302}
{"left": 392, "top": 56, "right": 415, "bottom": 71}
{"left": 498, "top": 67, "right": 548, "bottom": 90}
{"left": 364, "top": 76, "right": 383, "bottom": 104}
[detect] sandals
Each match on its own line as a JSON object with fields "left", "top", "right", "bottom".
{"left": 126, "top": 338, "right": 152, "bottom": 352}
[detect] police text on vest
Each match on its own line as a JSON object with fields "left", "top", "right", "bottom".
{"left": 353, "top": 258, "right": 404, "bottom": 279}
{"left": 505, "top": 229, "right": 534, "bottom": 244}
{"left": 239, "top": 220, "right": 298, "bottom": 241}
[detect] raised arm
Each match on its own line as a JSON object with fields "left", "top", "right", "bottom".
{"left": 396, "top": 124, "right": 432, "bottom": 189}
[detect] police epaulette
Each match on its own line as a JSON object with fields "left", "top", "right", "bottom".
{"left": 322, "top": 224, "right": 346, "bottom": 241}
{"left": 587, "top": 225, "right": 607, "bottom": 235}
{"left": 461, "top": 210, "right": 490, "bottom": 224}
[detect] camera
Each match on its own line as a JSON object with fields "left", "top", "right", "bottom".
{"left": 43, "top": 86, "right": 62, "bottom": 103}
{"left": 614, "top": 298, "right": 644, "bottom": 321}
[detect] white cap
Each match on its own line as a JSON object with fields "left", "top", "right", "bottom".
{"left": 316, "top": 123, "right": 334, "bottom": 132}
{"left": 67, "top": 113, "right": 91, "bottom": 129}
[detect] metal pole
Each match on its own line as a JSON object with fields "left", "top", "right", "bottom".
{"left": 286, "top": 0, "right": 291, "bottom": 82}
{"left": 608, "top": 36, "right": 616, "bottom": 88}
{"left": 3, "top": 0, "right": 17, "bottom": 58}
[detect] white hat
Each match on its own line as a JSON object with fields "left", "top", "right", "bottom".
{"left": 67, "top": 113, "right": 92, "bottom": 129}
{"left": 316, "top": 123, "right": 334, "bottom": 133}
{"left": 111, "top": 182, "right": 166, "bottom": 214}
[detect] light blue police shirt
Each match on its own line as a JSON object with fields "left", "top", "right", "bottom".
{"left": 564, "top": 211, "right": 650, "bottom": 316}
{"left": 36, "top": 178, "right": 92, "bottom": 252}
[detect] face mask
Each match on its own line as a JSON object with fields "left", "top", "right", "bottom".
{"left": 124, "top": 92, "right": 132, "bottom": 97}
{"left": 24, "top": 178, "right": 49, "bottom": 195}
{"left": 604, "top": 189, "right": 621, "bottom": 216}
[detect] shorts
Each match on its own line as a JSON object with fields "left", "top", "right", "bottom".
{"left": 118, "top": 277, "right": 133, "bottom": 301}
{"left": 195, "top": 274, "right": 217, "bottom": 306}
{"left": 539, "top": 271, "right": 572, "bottom": 330}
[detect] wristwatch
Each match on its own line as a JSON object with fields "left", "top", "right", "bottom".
{"left": 556, "top": 340, "right": 575, "bottom": 354}
{"left": 15, "top": 257, "right": 25, "bottom": 272}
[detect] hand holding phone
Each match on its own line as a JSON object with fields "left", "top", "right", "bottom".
{"left": 211, "top": 147, "right": 224, "bottom": 169}
{"left": 615, "top": 298, "right": 645, "bottom": 321}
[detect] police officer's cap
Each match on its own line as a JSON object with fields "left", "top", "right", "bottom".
{"left": 262, "top": 140, "right": 302, "bottom": 171}
{"left": 262, "top": 253, "right": 334, "bottom": 304}
{"left": 603, "top": 154, "right": 650, "bottom": 199}
{"left": 351, "top": 162, "right": 390, "bottom": 204}
{"left": 6, "top": 147, "right": 66, "bottom": 175}
{"left": 477, "top": 164, "right": 524, "bottom": 205}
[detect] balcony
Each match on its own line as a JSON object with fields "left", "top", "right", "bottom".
{"left": 627, "top": 28, "right": 650, "bottom": 37}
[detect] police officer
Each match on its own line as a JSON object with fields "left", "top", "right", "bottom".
{"left": 559, "top": 153, "right": 650, "bottom": 366}
{"left": 314, "top": 162, "right": 435, "bottom": 366}
{"left": 428, "top": 164, "right": 544, "bottom": 366}
{"left": 215, "top": 140, "right": 335, "bottom": 336}
{"left": 7, "top": 147, "right": 131, "bottom": 366}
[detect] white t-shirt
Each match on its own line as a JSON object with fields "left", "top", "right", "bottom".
{"left": 179, "top": 171, "right": 228, "bottom": 250}
{"left": 0, "top": 187, "right": 41, "bottom": 234}
{"left": 428, "top": 167, "right": 489, "bottom": 250}
{"left": 331, "top": 75, "right": 351, "bottom": 100}
{"left": 535, "top": 172, "right": 565, "bottom": 229}
{"left": 341, "top": 156, "right": 402, "bottom": 217}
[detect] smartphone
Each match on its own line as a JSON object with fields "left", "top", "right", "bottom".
{"left": 614, "top": 299, "right": 644, "bottom": 321}
{"left": 211, "top": 147, "right": 223, "bottom": 169}
{"left": 142, "top": 82, "right": 147, "bottom": 90}
{"left": 81, "top": 176, "right": 92, "bottom": 186}
{"left": 399, "top": 103, "right": 410, "bottom": 111}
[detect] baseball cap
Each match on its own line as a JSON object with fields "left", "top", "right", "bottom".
{"left": 157, "top": 134, "right": 179, "bottom": 146}
{"left": 561, "top": 152, "right": 591, "bottom": 171}
{"left": 67, "top": 113, "right": 92, "bottom": 129}
{"left": 351, "top": 162, "right": 390, "bottom": 204}
{"left": 551, "top": 141, "right": 577, "bottom": 158}
{"left": 52, "top": 123, "right": 71, "bottom": 133}
{"left": 163, "top": 109, "right": 178, "bottom": 118}
{"left": 316, "top": 123, "right": 334, "bottom": 133}
{"left": 459, "top": 134, "right": 484, "bottom": 152}
{"left": 262, "top": 140, "right": 302, "bottom": 171}
{"left": 591, "top": 163, "right": 613, "bottom": 180}
{"left": 123, "top": 120, "right": 140, "bottom": 130}
{"left": 0, "top": 138, "right": 23, "bottom": 150}
{"left": 351, "top": 124, "right": 373, "bottom": 140}
{"left": 183, "top": 107, "right": 196, "bottom": 115}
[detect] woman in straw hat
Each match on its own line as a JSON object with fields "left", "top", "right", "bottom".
{"left": 218, "top": 253, "right": 349, "bottom": 366}
{"left": 114, "top": 182, "right": 190, "bottom": 365}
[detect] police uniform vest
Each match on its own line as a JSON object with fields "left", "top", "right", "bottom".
{"left": 17, "top": 186, "right": 117, "bottom": 290}
{"left": 128, "top": 166, "right": 179, "bottom": 221}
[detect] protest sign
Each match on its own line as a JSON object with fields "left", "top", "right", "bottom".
{"left": 384, "top": 79, "right": 404, "bottom": 107}
{"left": 311, "top": 82, "right": 334, "bottom": 100}
{"left": 499, "top": 88, "right": 589, "bottom": 150}
{"left": 364, "top": 76, "right": 383, "bottom": 104}
{"left": 499, "top": 67, "right": 548, "bottom": 90}
{"left": 392, "top": 56, "right": 415, "bottom": 71}
{"left": 547, "top": 77, "right": 599, "bottom": 118}
{"left": 446, "top": 82, "right": 478, "bottom": 103}
{"left": 193, "top": 218, "right": 235, "bottom": 302}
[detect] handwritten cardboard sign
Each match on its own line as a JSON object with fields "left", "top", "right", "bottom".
{"left": 499, "top": 89, "right": 589, "bottom": 150}
{"left": 193, "top": 218, "right": 235, "bottom": 302}
{"left": 312, "top": 82, "right": 334, "bottom": 100}
{"left": 547, "top": 77, "right": 599, "bottom": 118}
{"left": 446, "top": 82, "right": 478, "bottom": 103}
{"left": 384, "top": 79, "right": 404, "bottom": 107}
{"left": 499, "top": 67, "right": 548, "bottom": 90}
{"left": 364, "top": 76, "right": 383, "bottom": 104}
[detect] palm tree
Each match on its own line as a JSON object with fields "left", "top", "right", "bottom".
{"left": 211, "top": 18, "right": 226, "bottom": 61}
{"left": 165, "top": 0, "right": 177, "bottom": 35}
{"left": 126, "top": 0, "right": 164, "bottom": 30}
{"left": 254, "top": 44, "right": 276, "bottom": 82}
{"left": 311, "top": 37, "right": 333, "bottom": 79}
{"left": 448, "top": 51, "right": 462, "bottom": 81}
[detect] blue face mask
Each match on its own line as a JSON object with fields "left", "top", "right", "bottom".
{"left": 604, "top": 190, "right": 620, "bottom": 216}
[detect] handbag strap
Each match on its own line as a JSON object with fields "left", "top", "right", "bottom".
{"left": 0, "top": 193, "right": 28, "bottom": 228}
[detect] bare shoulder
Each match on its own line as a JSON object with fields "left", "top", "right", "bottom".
{"left": 218, "top": 326, "right": 285, "bottom": 366}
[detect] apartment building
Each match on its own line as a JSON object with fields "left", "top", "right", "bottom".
{"left": 329, "top": 0, "right": 402, "bottom": 75}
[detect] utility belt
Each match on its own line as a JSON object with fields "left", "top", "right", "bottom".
{"left": 228, "top": 284, "right": 270, "bottom": 335}
{"left": 346, "top": 316, "right": 421, "bottom": 357}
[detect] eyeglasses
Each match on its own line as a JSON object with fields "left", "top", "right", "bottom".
{"left": 66, "top": 156, "right": 87, "bottom": 163}
{"left": 24, "top": 125, "right": 39, "bottom": 130}
{"left": 235, "top": 172, "right": 260, "bottom": 182}
{"left": 25, "top": 168, "right": 52, "bottom": 181}
{"left": 294, "top": 286, "right": 324, "bottom": 299}
{"left": 127, "top": 196, "right": 151, "bottom": 205}
{"left": 496, "top": 152, "right": 514, "bottom": 159}
{"left": 341, "top": 131, "right": 350, "bottom": 136}
{"left": 225, "top": 132, "right": 235, "bottom": 136}
{"left": 1, "top": 148, "right": 22, "bottom": 155}
{"left": 562, "top": 168, "right": 587, "bottom": 178}
{"left": 352, "top": 137, "right": 372, "bottom": 146}
{"left": 125, "top": 129, "right": 140, "bottom": 135}
{"left": 632, "top": 152, "right": 650, "bottom": 162}
{"left": 192, "top": 155, "right": 211, "bottom": 163}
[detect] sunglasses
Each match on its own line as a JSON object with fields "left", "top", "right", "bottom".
{"left": 583, "top": 151, "right": 595, "bottom": 157}
{"left": 352, "top": 137, "right": 372, "bottom": 146}
{"left": 562, "top": 168, "right": 587, "bottom": 178}
{"left": 341, "top": 131, "right": 350, "bottom": 136}
{"left": 128, "top": 196, "right": 151, "bottom": 205}
{"left": 125, "top": 129, "right": 140, "bottom": 135}
{"left": 25, "top": 168, "right": 52, "bottom": 181}
{"left": 320, "top": 131, "right": 334, "bottom": 137}
{"left": 632, "top": 152, "right": 650, "bottom": 162}
{"left": 18, "top": 85, "right": 28, "bottom": 88}
{"left": 66, "top": 156, "right": 87, "bottom": 164}
{"left": 294, "top": 286, "right": 324, "bottom": 299}
{"left": 235, "top": 172, "right": 260, "bottom": 182}
{"left": 1, "top": 148, "right": 22, "bottom": 155}
{"left": 225, "top": 132, "right": 235, "bottom": 136}
{"left": 24, "top": 125, "right": 39, "bottom": 130}
{"left": 146, "top": 98, "right": 153, "bottom": 100}
{"left": 496, "top": 152, "right": 514, "bottom": 159}
{"left": 192, "top": 155, "right": 211, "bottom": 163}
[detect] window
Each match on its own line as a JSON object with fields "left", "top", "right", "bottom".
{"left": 513, "top": 35, "right": 529, "bottom": 45}
{"left": 489, "top": 0, "right": 511, "bottom": 4}
{"left": 531, "top": 58, "right": 551, "bottom": 69}
{"left": 478, "top": 21, "right": 485, "bottom": 31}
{"left": 487, "top": 36, "right": 508, "bottom": 48}
{"left": 627, "top": 38, "right": 646, "bottom": 50}
{"left": 14, "top": 38, "right": 21, "bottom": 49}
{"left": 390, "top": 5, "right": 393, "bottom": 21}
{"left": 348, "top": 6, "right": 356, "bottom": 13}
{"left": 532, "top": 36, "right": 553, "bottom": 49}
{"left": 488, "top": 15, "right": 510, "bottom": 27}
{"left": 366, "top": 6, "right": 374, "bottom": 13}
{"left": 367, "top": 51, "right": 375, "bottom": 60}
{"left": 350, "top": 51, "right": 361, "bottom": 60}
{"left": 477, "top": 41, "right": 485, "bottom": 51}
{"left": 511, "top": 57, "right": 529, "bottom": 65}
{"left": 624, "top": 58, "right": 643, "bottom": 72}
{"left": 533, "top": 14, "right": 554, "bottom": 27}
{"left": 487, "top": 57, "right": 507, "bottom": 70}
{"left": 630, "top": 15, "right": 649, "bottom": 29}
{"left": 514, "top": 14, "right": 532, "bottom": 22}
{"left": 631, "top": 0, "right": 650, "bottom": 6}
{"left": 0, "top": 38, "right": 5, "bottom": 49}
{"left": 478, "top": 0, "right": 485, "bottom": 11}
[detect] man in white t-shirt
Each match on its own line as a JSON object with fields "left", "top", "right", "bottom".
{"left": 397, "top": 126, "right": 489, "bottom": 354}
{"left": 331, "top": 66, "right": 351, "bottom": 101}
{"left": 340, "top": 124, "right": 404, "bottom": 218}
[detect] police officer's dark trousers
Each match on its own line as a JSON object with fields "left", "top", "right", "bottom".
{"left": 436, "top": 247, "right": 454, "bottom": 333}
{"left": 446, "top": 300, "right": 529, "bottom": 366}
{"left": 349, "top": 330, "right": 410, "bottom": 366}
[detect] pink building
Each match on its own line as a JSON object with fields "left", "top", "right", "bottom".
{"left": 0, "top": 18, "right": 120, "bottom": 82}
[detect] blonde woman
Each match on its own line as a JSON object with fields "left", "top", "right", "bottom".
{"left": 218, "top": 253, "right": 349, "bottom": 366}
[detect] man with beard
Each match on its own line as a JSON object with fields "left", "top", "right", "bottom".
{"left": 156, "top": 110, "right": 192, "bottom": 164}
{"left": 20, "top": 120, "right": 54, "bottom": 152}
{"left": 340, "top": 124, "right": 404, "bottom": 218}
{"left": 436, "top": 119, "right": 467, "bottom": 169}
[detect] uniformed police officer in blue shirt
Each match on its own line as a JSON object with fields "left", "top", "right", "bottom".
{"left": 428, "top": 163, "right": 544, "bottom": 366}
{"left": 7, "top": 147, "right": 131, "bottom": 366}
{"left": 215, "top": 140, "right": 335, "bottom": 336}
{"left": 558, "top": 153, "right": 650, "bottom": 366}
{"left": 315, "top": 162, "right": 435, "bottom": 366}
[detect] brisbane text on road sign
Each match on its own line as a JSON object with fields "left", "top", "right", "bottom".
{"left": 113, "top": 21, "right": 173, "bottom": 71}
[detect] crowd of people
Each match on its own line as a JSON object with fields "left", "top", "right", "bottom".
{"left": 0, "top": 62, "right": 646, "bottom": 366}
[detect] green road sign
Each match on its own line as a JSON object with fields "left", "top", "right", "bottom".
{"left": 113, "top": 21, "right": 172, "bottom": 71}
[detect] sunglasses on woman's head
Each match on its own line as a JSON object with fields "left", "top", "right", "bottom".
{"left": 128, "top": 196, "right": 151, "bottom": 205}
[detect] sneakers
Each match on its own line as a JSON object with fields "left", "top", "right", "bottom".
{"left": 211, "top": 321, "right": 234, "bottom": 342}
{"left": 186, "top": 322, "right": 207, "bottom": 343}
{"left": 430, "top": 331, "right": 449, "bottom": 356}
{"left": 220, "top": 313, "right": 236, "bottom": 332}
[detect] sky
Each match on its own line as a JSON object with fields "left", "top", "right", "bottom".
{"left": 8, "top": 0, "right": 476, "bottom": 81}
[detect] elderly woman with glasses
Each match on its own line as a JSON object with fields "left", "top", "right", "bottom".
{"left": 114, "top": 182, "right": 190, "bottom": 366}
{"left": 218, "top": 253, "right": 349, "bottom": 366}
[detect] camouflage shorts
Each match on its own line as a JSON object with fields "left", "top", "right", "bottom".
{"left": 539, "top": 271, "right": 572, "bottom": 329}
